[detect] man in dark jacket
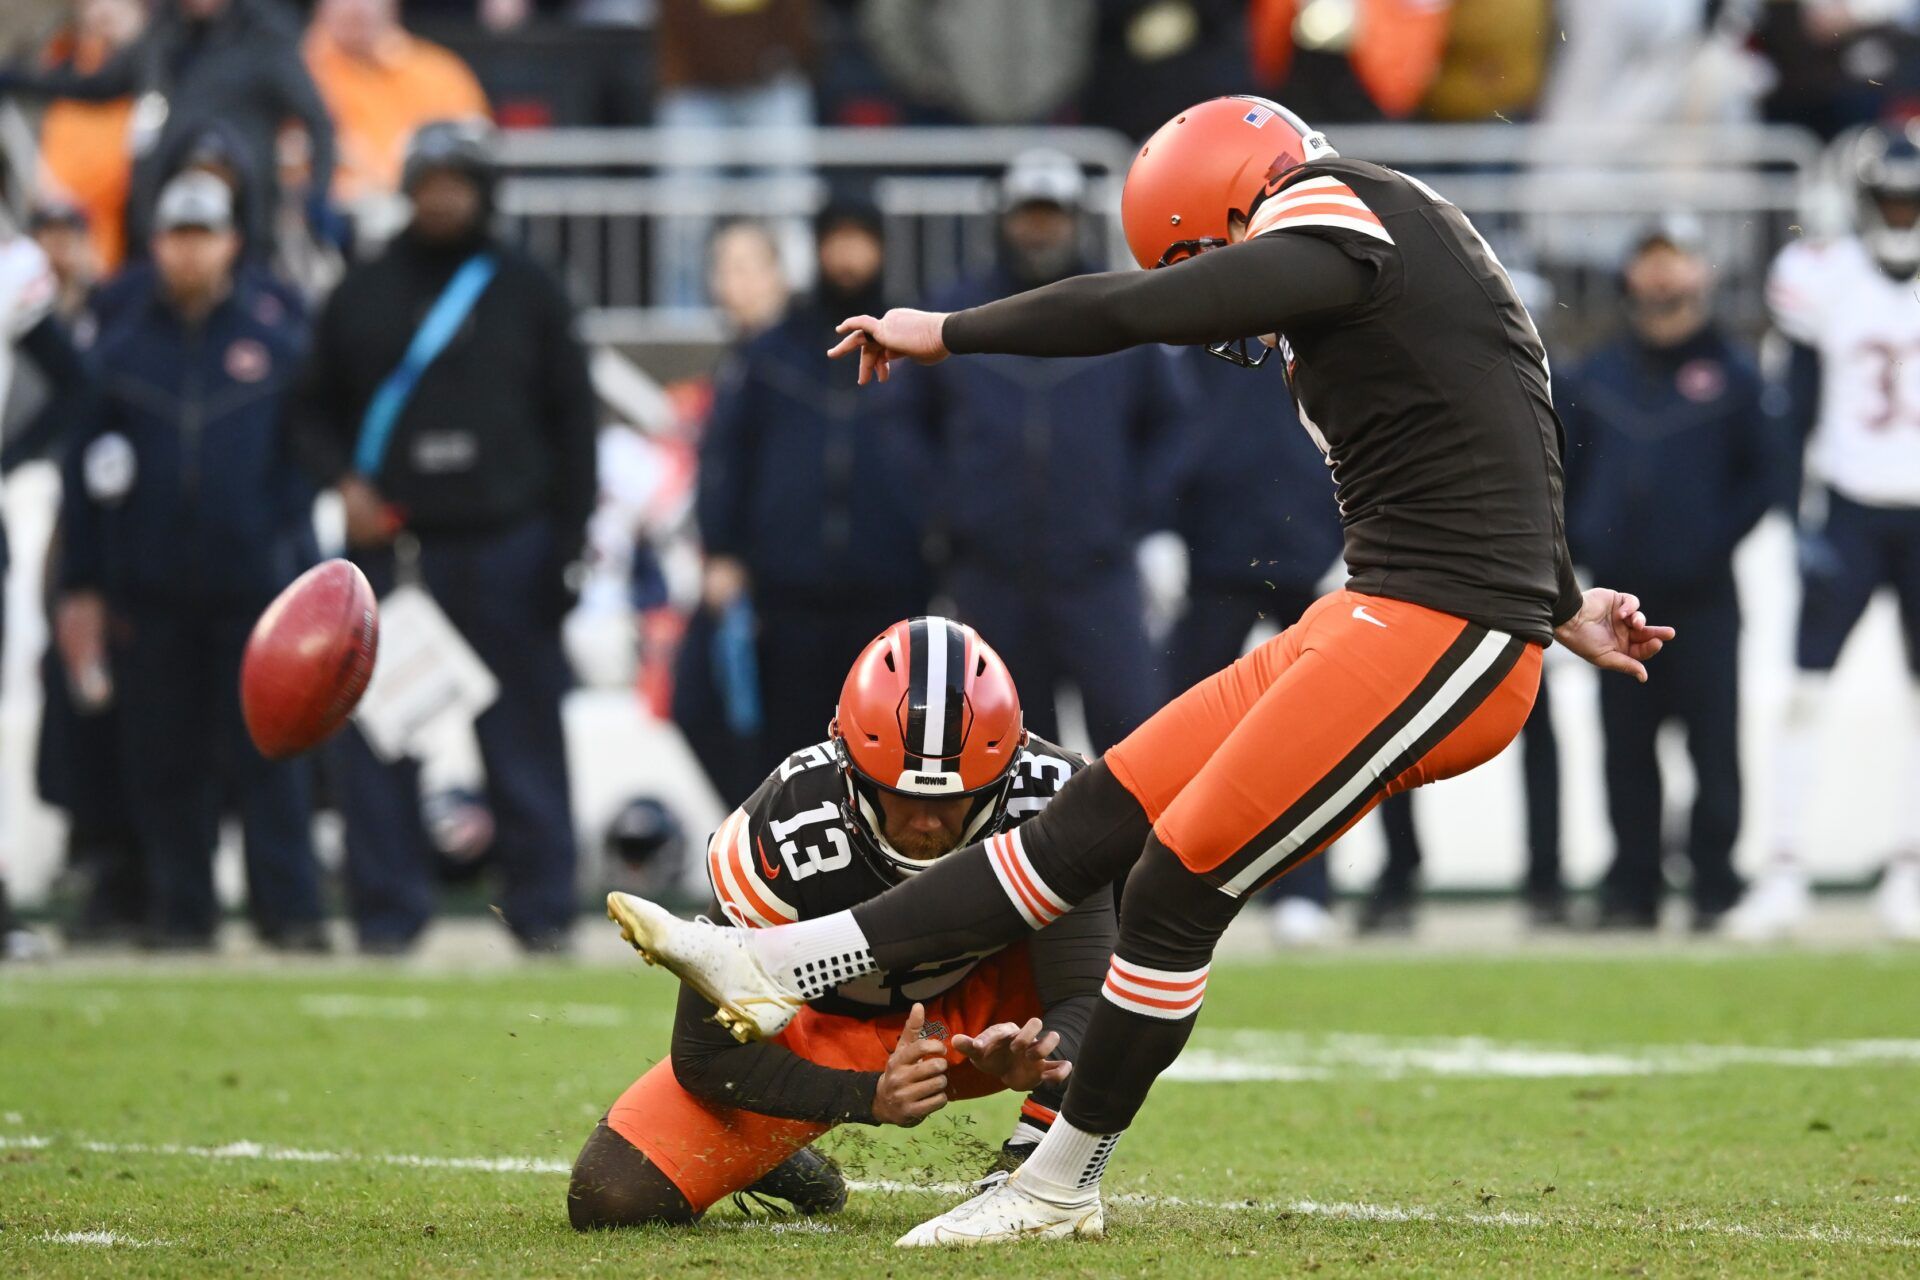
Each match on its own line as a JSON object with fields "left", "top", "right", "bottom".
{"left": 285, "top": 120, "right": 596, "bottom": 953}
{"left": 921, "top": 151, "right": 1193, "bottom": 749}
{"left": 0, "top": 0, "right": 336, "bottom": 259}
{"left": 54, "top": 171, "right": 324, "bottom": 950}
{"left": 695, "top": 200, "right": 934, "bottom": 785}
{"left": 1561, "top": 222, "right": 1780, "bottom": 930}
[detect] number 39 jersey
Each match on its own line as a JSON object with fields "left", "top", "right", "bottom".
{"left": 1768, "top": 236, "right": 1920, "bottom": 506}
{"left": 704, "top": 734, "right": 1085, "bottom": 1020}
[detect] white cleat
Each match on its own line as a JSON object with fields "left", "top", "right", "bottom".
{"left": 1723, "top": 868, "right": 1813, "bottom": 943}
{"left": 895, "top": 1175, "right": 1103, "bottom": 1247}
{"left": 605, "top": 892, "right": 803, "bottom": 1042}
{"left": 1267, "top": 896, "right": 1336, "bottom": 948}
{"left": 1875, "top": 860, "right": 1920, "bottom": 942}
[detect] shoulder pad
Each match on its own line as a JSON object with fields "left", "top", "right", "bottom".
{"left": 705, "top": 807, "right": 799, "bottom": 929}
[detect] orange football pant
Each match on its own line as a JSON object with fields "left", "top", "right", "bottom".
{"left": 1106, "top": 590, "right": 1542, "bottom": 894}
{"left": 606, "top": 943, "right": 1043, "bottom": 1212}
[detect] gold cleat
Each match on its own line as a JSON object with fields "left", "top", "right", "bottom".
{"left": 605, "top": 892, "right": 804, "bottom": 1043}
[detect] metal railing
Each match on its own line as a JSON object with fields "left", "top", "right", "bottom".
{"left": 490, "top": 122, "right": 1826, "bottom": 352}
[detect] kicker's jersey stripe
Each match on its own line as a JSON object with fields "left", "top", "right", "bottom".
{"left": 1247, "top": 176, "right": 1394, "bottom": 244}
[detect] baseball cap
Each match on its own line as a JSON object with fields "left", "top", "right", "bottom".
{"left": 1627, "top": 212, "right": 1706, "bottom": 261}
{"left": 1001, "top": 149, "right": 1087, "bottom": 211}
{"left": 154, "top": 171, "right": 234, "bottom": 232}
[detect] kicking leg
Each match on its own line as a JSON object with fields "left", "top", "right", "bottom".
{"left": 897, "top": 594, "right": 1542, "bottom": 1245}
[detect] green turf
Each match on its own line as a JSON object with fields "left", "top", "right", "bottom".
{"left": 3, "top": 949, "right": 1918, "bottom": 1277}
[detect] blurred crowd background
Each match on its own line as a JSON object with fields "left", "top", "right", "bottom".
{"left": 1, "top": 0, "right": 1918, "bottom": 958}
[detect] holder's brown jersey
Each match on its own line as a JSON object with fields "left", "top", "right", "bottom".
{"left": 943, "top": 157, "right": 1582, "bottom": 643}
{"left": 706, "top": 734, "right": 1093, "bottom": 1019}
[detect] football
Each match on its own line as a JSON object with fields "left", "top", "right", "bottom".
{"left": 240, "top": 559, "right": 380, "bottom": 760}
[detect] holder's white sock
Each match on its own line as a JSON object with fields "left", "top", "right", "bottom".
{"left": 745, "top": 910, "right": 875, "bottom": 999}
{"left": 1014, "top": 1118, "right": 1119, "bottom": 1203}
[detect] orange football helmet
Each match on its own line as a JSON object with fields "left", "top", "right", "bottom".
{"left": 829, "top": 617, "right": 1027, "bottom": 878}
{"left": 1121, "top": 94, "right": 1335, "bottom": 272}
{"left": 1119, "top": 95, "right": 1334, "bottom": 367}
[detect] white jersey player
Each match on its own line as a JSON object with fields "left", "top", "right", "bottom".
{"left": 1730, "top": 122, "right": 1920, "bottom": 941}
{"left": 0, "top": 212, "right": 60, "bottom": 962}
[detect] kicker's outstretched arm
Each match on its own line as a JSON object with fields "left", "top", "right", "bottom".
{"left": 943, "top": 233, "right": 1374, "bottom": 357}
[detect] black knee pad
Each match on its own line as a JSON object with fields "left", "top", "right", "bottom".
{"left": 567, "top": 1121, "right": 698, "bottom": 1230}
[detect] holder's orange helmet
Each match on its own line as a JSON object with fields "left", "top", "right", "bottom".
{"left": 829, "top": 617, "right": 1026, "bottom": 878}
{"left": 1120, "top": 95, "right": 1335, "bottom": 271}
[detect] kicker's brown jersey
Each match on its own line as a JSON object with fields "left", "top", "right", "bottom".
{"left": 944, "top": 157, "right": 1583, "bottom": 643}
{"left": 706, "top": 734, "right": 1091, "bottom": 1020}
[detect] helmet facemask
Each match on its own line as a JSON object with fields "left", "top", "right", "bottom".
{"left": 831, "top": 734, "right": 1017, "bottom": 881}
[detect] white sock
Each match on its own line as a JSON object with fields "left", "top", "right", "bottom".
{"left": 1015, "top": 1118, "right": 1118, "bottom": 1202}
{"left": 745, "top": 910, "right": 875, "bottom": 1000}
{"left": 1007, "top": 1119, "right": 1049, "bottom": 1148}
{"left": 1768, "top": 674, "right": 1828, "bottom": 874}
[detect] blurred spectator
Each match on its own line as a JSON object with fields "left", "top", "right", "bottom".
{"left": 79, "top": 121, "right": 315, "bottom": 362}
{"left": 18, "top": 195, "right": 141, "bottom": 949}
{"left": 1539, "top": 0, "right": 1761, "bottom": 132}
{"left": 54, "top": 172, "right": 326, "bottom": 951}
{"left": 286, "top": 121, "right": 595, "bottom": 953}
{"left": 1421, "top": 0, "right": 1549, "bottom": 122}
{"left": 0, "top": 0, "right": 337, "bottom": 261}
{"left": 1562, "top": 220, "right": 1774, "bottom": 931}
{"left": 862, "top": 0, "right": 1095, "bottom": 124}
{"left": 26, "top": 201, "right": 97, "bottom": 322}
{"left": 1, "top": 200, "right": 89, "bottom": 962}
{"left": 707, "top": 218, "right": 792, "bottom": 339}
{"left": 1249, "top": 0, "right": 1453, "bottom": 122}
{"left": 1756, "top": 0, "right": 1920, "bottom": 138}
{"left": 654, "top": 0, "right": 815, "bottom": 307}
{"left": 1084, "top": 1, "right": 1252, "bottom": 141}
{"left": 32, "top": 0, "right": 145, "bottom": 271}
{"left": 1164, "top": 347, "right": 1343, "bottom": 944}
{"left": 693, "top": 198, "right": 933, "bottom": 787}
{"left": 1732, "top": 124, "right": 1920, "bottom": 942}
{"left": 922, "top": 151, "right": 1191, "bottom": 749}
{"left": 304, "top": 0, "right": 490, "bottom": 205}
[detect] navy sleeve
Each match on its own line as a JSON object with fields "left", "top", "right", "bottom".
{"left": 695, "top": 353, "right": 757, "bottom": 560}
{"left": 2, "top": 314, "right": 91, "bottom": 475}
{"left": 1023, "top": 883, "right": 1115, "bottom": 1120}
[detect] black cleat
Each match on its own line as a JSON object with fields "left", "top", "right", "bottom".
{"left": 1356, "top": 881, "right": 1418, "bottom": 936}
{"left": 736, "top": 1146, "right": 847, "bottom": 1218}
{"left": 974, "top": 1139, "right": 1036, "bottom": 1191}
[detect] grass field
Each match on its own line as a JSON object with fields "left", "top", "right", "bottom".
{"left": 3, "top": 945, "right": 1918, "bottom": 1277}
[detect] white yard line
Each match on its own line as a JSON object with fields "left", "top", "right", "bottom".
{"left": 35, "top": 1231, "right": 165, "bottom": 1247}
{"left": 1168, "top": 1031, "right": 1920, "bottom": 1083}
{"left": 4, "top": 1135, "right": 1913, "bottom": 1251}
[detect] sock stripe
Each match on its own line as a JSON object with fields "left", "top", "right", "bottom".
{"left": 1006, "top": 830, "right": 1071, "bottom": 915}
{"left": 1102, "top": 957, "right": 1208, "bottom": 1020}
{"left": 987, "top": 834, "right": 1062, "bottom": 929}
{"left": 1020, "top": 1099, "right": 1058, "bottom": 1125}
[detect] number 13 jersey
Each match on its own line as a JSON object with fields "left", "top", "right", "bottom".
{"left": 702, "top": 734, "right": 1085, "bottom": 1019}
{"left": 1769, "top": 236, "right": 1920, "bottom": 507}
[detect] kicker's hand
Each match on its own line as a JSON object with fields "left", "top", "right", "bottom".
{"left": 952, "top": 1018, "right": 1071, "bottom": 1093}
{"left": 1553, "top": 587, "right": 1676, "bottom": 683}
{"left": 873, "top": 1002, "right": 950, "bottom": 1127}
{"left": 827, "top": 309, "right": 950, "bottom": 385}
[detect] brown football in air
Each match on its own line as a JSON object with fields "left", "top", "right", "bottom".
{"left": 240, "top": 559, "right": 379, "bottom": 760}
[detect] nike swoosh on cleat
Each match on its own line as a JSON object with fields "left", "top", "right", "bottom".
{"left": 1352, "top": 605, "right": 1387, "bottom": 628}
